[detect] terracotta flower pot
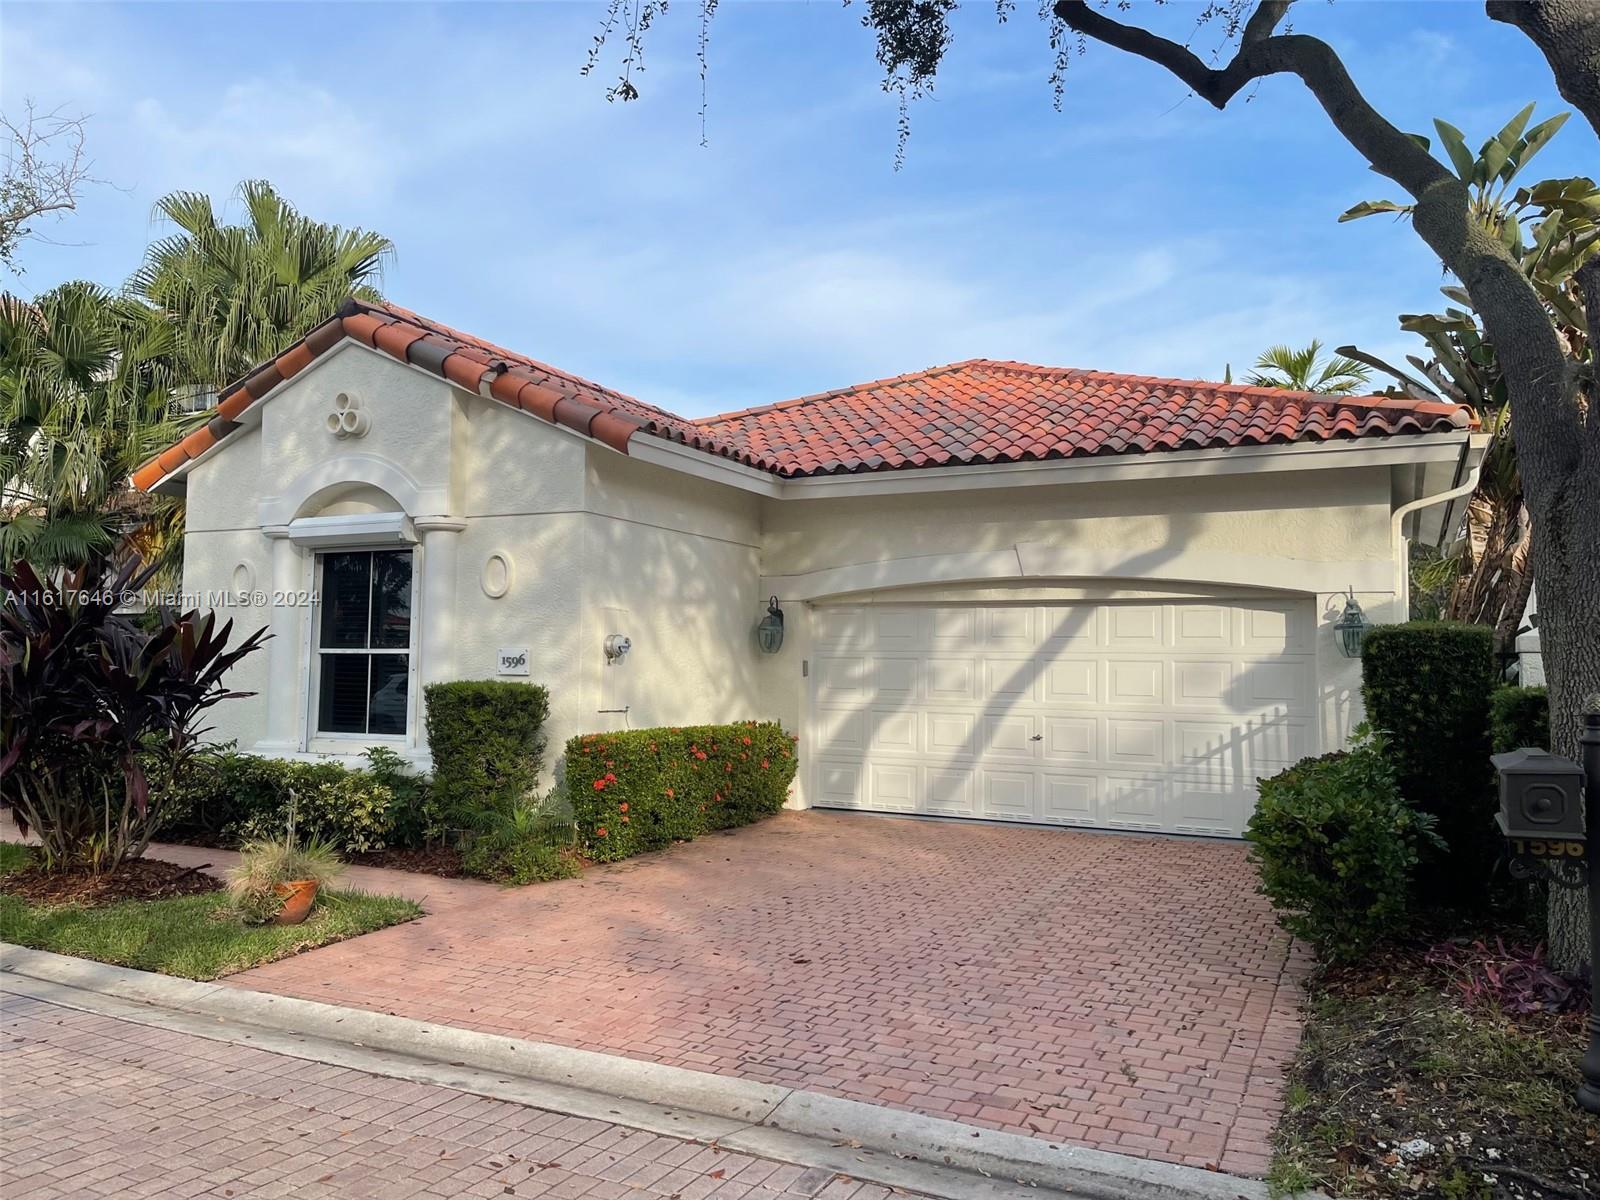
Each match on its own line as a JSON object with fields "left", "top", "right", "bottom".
{"left": 272, "top": 879, "right": 319, "bottom": 925}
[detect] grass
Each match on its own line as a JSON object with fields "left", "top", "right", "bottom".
{"left": 0, "top": 845, "right": 421, "bottom": 981}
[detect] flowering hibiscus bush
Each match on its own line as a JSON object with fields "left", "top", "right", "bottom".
{"left": 566, "top": 722, "right": 797, "bottom": 862}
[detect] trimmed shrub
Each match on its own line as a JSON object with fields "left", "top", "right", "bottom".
{"left": 566, "top": 722, "right": 798, "bottom": 862}
{"left": 155, "top": 751, "right": 399, "bottom": 853}
{"left": 1360, "top": 622, "right": 1497, "bottom": 900}
{"left": 1490, "top": 685, "right": 1550, "bottom": 754}
{"left": 1246, "top": 733, "right": 1441, "bottom": 963}
{"left": 424, "top": 681, "right": 550, "bottom": 832}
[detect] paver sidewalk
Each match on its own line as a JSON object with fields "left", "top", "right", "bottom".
{"left": 1, "top": 992, "right": 915, "bottom": 1200}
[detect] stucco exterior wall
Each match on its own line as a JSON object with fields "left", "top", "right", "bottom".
{"left": 575, "top": 449, "right": 764, "bottom": 739}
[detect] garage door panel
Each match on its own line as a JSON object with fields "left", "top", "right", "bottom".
{"left": 1169, "top": 781, "right": 1246, "bottom": 836}
{"left": 815, "top": 655, "right": 870, "bottom": 698}
{"left": 926, "top": 767, "right": 976, "bottom": 816}
{"left": 874, "top": 657, "right": 918, "bottom": 697}
{"left": 1240, "top": 660, "right": 1313, "bottom": 714}
{"left": 810, "top": 601, "right": 1315, "bottom": 838}
{"left": 815, "top": 761, "right": 863, "bottom": 807}
{"left": 1171, "top": 659, "right": 1235, "bottom": 708}
{"left": 1105, "top": 659, "right": 1166, "bottom": 706}
{"left": 1042, "top": 716, "right": 1096, "bottom": 763}
{"left": 984, "top": 714, "right": 1038, "bottom": 759}
{"left": 874, "top": 609, "right": 922, "bottom": 651}
{"left": 925, "top": 657, "right": 979, "bottom": 702}
{"left": 985, "top": 607, "right": 1036, "bottom": 649}
{"left": 926, "top": 711, "right": 978, "bottom": 760}
{"left": 870, "top": 709, "right": 920, "bottom": 755}
{"left": 1042, "top": 658, "right": 1097, "bottom": 705}
{"left": 1042, "top": 605, "right": 1101, "bottom": 647}
{"left": 1041, "top": 772, "right": 1098, "bottom": 825}
{"left": 814, "top": 705, "right": 869, "bottom": 756}
{"left": 1105, "top": 717, "right": 1166, "bottom": 766}
{"left": 1241, "top": 603, "right": 1311, "bottom": 653}
{"left": 1106, "top": 605, "right": 1167, "bottom": 648}
{"left": 982, "top": 770, "right": 1037, "bottom": 820}
{"left": 983, "top": 658, "right": 1038, "bottom": 701}
{"left": 1102, "top": 775, "right": 1165, "bottom": 831}
{"left": 1174, "top": 604, "right": 1233, "bottom": 648}
{"left": 930, "top": 608, "right": 979, "bottom": 647}
{"left": 868, "top": 763, "right": 919, "bottom": 811}
{"left": 815, "top": 608, "right": 870, "bottom": 651}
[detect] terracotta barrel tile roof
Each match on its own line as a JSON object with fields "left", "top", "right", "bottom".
{"left": 695, "top": 360, "right": 1473, "bottom": 477}
{"left": 131, "top": 299, "right": 1473, "bottom": 492}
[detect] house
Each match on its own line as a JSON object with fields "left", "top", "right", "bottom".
{"left": 133, "top": 300, "right": 1480, "bottom": 838}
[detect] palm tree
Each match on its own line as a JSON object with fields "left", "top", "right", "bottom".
{"left": 129, "top": 180, "right": 393, "bottom": 392}
{"left": 1244, "top": 340, "right": 1373, "bottom": 395}
{"left": 0, "top": 283, "right": 188, "bottom": 570}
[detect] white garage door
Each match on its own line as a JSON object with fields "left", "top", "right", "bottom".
{"left": 808, "top": 600, "right": 1316, "bottom": 837}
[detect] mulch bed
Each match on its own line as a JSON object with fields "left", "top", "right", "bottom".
{"left": 1, "top": 858, "right": 223, "bottom": 907}
{"left": 1273, "top": 926, "right": 1597, "bottom": 1200}
{"left": 346, "top": 846, "right": 468, "bottom": 878}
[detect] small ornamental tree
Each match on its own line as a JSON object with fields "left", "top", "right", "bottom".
{"left": 0, "top": 556, "right": 267, "bottom": 872}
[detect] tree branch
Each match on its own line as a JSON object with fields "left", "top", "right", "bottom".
{"left": 1053, "top": 0, "right": 1584, "bottom": 497}
{"left": 1486, "top": 0, "right": 1600, "bottom": 139}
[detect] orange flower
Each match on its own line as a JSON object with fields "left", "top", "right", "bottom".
{"left": 618, "top": 802, "right": 629, "bottom": 812}
{"left": 665, "top": 788, "right": 675, "bottom": 798}
{"left": 596, "top": 826, "right": 608, "bottom": 837}
{"left": 593, "top": 779, "right": 607, "bottom": 791}
{"left": 741, "top": 736, "right": 752, "bottom": 746}
{"left": 761, "top": 760, "right": 770, "bottom": 769}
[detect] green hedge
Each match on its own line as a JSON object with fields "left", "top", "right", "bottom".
{"left": 1360, "top": 622, "right": 1496, "bottom": 900}
{"left": 1246, "top": 735, "right": 1440, "bottom": 963}
{"left": 424, "top": 680, "right": 550, "bottom": 831}
{"left": 155, "top": 751, "right": 400, "bottom": 853}
{"left": 566, "top": 722, "right": 797, "bottom": 862}
{"left": 1490, "top": 685, "right": 1550, "bottom": 754}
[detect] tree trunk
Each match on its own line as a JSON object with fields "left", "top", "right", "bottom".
{"left": 1524, "top": 449, "right": 1600, "bottom": 972}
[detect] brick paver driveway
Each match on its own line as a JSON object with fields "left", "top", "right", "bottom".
{"left": 225, "top": 811, "right": 1307, "bottom": 1177}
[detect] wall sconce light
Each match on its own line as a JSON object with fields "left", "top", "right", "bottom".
{"left": 756, "top": 596, "right": 785, "bottom": 654}
{"left": 1333, "top": 589, "right": 1370, "bottom": 658}
{"left": 603, "top": 634, "right": 632, "bottom": 664}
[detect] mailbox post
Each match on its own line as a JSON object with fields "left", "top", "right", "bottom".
{"left": 1581, "top": 712, "right": 1600, "bottom": 1113}
{"left": 1494, "top": 710, "right": 1600, "bottom": 1113}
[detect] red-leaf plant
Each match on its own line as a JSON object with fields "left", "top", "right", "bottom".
{"left": 1424, "top": 935, "right": 1590, "bottom": 1018}
{"left": 1, "top": 554, "right": 268, "bottom": 873}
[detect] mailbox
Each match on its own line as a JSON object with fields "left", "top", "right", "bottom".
{"left": 1492, "top": 746, "right": 1585, "bottom": 863}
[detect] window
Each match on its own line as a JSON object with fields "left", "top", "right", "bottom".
{"left": 313, "top": 549, "right": 415, "bottom": 737}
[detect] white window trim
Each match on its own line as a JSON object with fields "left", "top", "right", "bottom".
{"left": 304, "top": 546, "right": 421, "bottom": 755}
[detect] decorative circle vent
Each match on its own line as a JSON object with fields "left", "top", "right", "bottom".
{"left": 326, "top": 392, "right": 370, "bottom": 439}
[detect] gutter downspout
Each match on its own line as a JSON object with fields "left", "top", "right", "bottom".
{"left": 1390, "top": 460, "right": 1482, "bottom": 618}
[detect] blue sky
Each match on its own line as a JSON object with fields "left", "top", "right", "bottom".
{"left": 3, "top": 1, "right": 1594, "bottom": 417}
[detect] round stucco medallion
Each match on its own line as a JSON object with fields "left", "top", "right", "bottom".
{"left": 481, "top": 551, "right": 514, "bottom": 599}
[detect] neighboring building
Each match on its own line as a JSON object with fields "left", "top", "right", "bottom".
{"left": 133, "top": 300, "right": 1480, "bottom": 838}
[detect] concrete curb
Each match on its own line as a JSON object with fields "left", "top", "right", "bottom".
{"left": 2, "top": 945, "right": 1274, "bottom": 1200}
